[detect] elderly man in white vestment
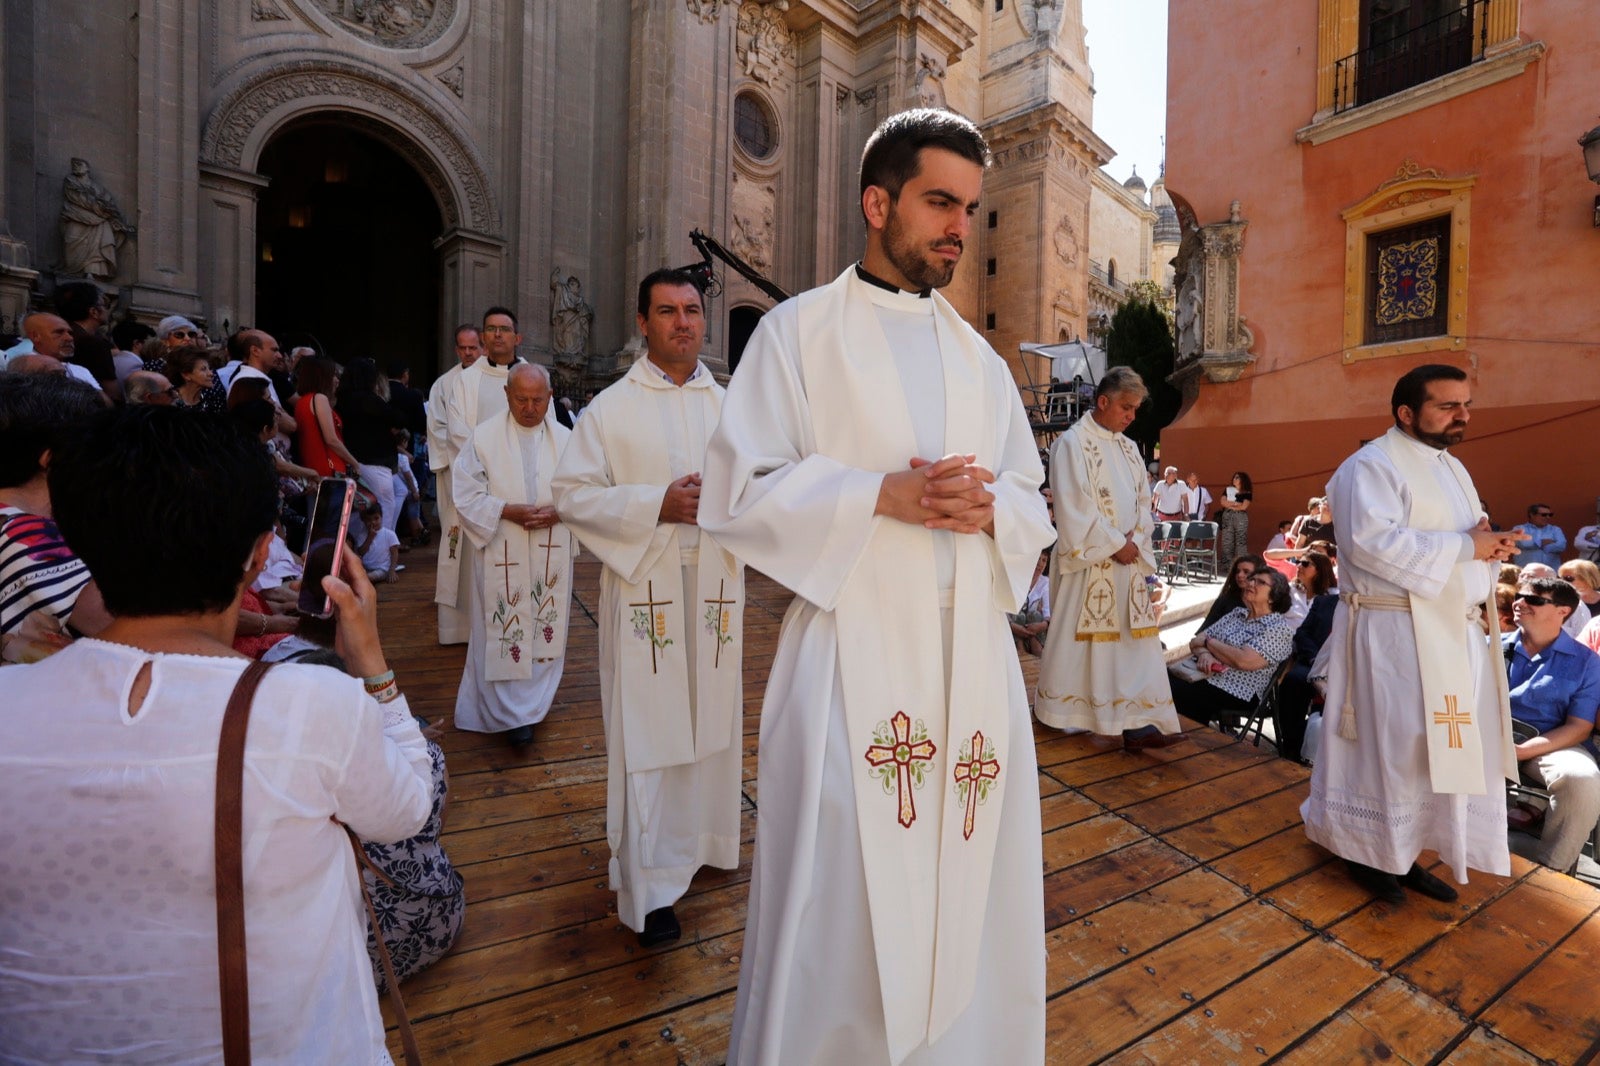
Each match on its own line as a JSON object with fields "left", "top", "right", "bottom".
{"left": 700, "top": 109, "right": 1057, "bottom": 1066}
{"left": 1301, "top": 364, "right": 1524, "bottom": 904}
{"left": 451, "top": 363, "right": 573, "bottom": 748}
{"left": 427, "top": 324, "right": 482, "bottom": 644}
{"left": 1034, "top": 367, "right": 1179, "bottom": 747}
{"left": 551, "top": 268, "right": 743, "bottom": 949}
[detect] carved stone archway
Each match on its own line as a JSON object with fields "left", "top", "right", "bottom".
{"left": 196, "top": 58, "right": 503, "bottom": 365}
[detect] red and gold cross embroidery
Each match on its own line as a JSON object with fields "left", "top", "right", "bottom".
{"left": 953, "top": 730, "right": 1001, "bottom": 841}
{"left": 864, "top": 711, "right": 937, "bottom": 828}
{"left": 1433, "top": 693, "right": 1472, "bottom": 749}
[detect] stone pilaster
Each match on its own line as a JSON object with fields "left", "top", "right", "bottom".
{"left": 197, "top": 164, "right": 270, "bottom": 337}
{"left": 435, "top": 228, "right": 507, "bottom": 374}
{"left": 1168, "top": 205, "right": 1255, "bottom": 396}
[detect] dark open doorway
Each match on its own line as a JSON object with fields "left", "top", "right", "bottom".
{"left": 727, "top": 305, "right": 765, "bottom": 375}
{"left": 255, "top": 120, "right": 442, "bottom": 385}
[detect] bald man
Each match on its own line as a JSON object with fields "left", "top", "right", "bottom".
{"left": 21, "top": 314, "right": 99, "bottom": 390}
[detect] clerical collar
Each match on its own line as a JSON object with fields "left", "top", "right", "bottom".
{"left": 855, "top": 262, "right": 931, "bottom": 299}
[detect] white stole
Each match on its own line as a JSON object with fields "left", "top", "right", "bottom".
{"left": 797, "top": 266, "right": 1011, "bottom": 1059}
{"left": 472, "top": 413, "right": 574, "bottom": 682}
{"left": 1369, "top": 429, "right": 1515, "bottom": 792}
{"left": 605, "top": 373, "right": 744, "bottom": 773}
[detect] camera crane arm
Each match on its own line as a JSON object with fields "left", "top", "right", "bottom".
{"left": 676, "top": 228, "right": 791, "bottom": 305}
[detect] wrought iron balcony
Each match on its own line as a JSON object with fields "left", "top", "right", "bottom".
{"left": 1333, "top": 0, "right": 1489, "bottom": 114}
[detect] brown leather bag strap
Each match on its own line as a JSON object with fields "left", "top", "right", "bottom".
{"left": 346, "top": 827, "right": 424, "bottom": 1066}
{"left": 215, "top": 659, "right": 274, "bottom": 1066}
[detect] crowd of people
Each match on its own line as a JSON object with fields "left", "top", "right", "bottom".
{"left": 0, "top": 106, "right": 1592, "bottom": 1066}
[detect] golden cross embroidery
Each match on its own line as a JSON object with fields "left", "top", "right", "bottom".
{"left": 704, "top": 579, "right": 737, "bottom": 669}
{"left": 1088, "top": 583, "right": 1113, "bottom": 617}
{"left": 537, "top": 526, "right": 560, "bottom": 583}
{"left": 494, "top": 541, "right": 519, "bottom": 601}
{"left": 1433, "top": 693, "right": 1472, "bottom": 750}
{"left": 628, "top": 580, "right": 673, "bottom": 674}
{"left": 953, "top": 730, "right": 1001, "bottom": 841}
{"left": 863, "top": 710, "right": 937, "bottom": 828}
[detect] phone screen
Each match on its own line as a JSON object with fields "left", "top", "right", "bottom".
{"left": 297, "top": 478, "right": 355, "bottom": 618}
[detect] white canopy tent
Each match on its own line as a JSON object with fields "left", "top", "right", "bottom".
{"left": 1019, "top": 340, "right": 1108, "bottom": 385}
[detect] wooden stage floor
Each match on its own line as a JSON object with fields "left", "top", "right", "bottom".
{"left": 378, "top": 547, "right": 1600, "bottom": 1065}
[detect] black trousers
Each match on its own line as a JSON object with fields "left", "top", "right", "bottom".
{"left": 1169, "top": 674, "right": 1253, "bottom": 725}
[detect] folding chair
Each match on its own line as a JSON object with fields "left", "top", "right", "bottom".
{"left": 1506, "top": 719, "right": 1600, "bottom": 861}
{"left": 1216, "top": 658, "right": 1294, "bottom": 753}
{"left": 1153, "top": 521, "right": 1187, "bottom": 583}
{"left": 1181, "top": 521, "right": 1220, "bottom": 582}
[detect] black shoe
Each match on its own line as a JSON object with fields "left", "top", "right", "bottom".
{"left": 1346, "top": 861, "right": 1405, "bottom": 904}
{"left": 505, "top": 724, "right": 534, "bottom": 748}
{"left": 638, "top": 906, "right": 681, "bottom": 948}
{"left": 1401, "top": 863, "right": 1459, "bottom": 902}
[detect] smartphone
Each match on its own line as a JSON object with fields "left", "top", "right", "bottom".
{"left": 297, "top": 477, "right": 356, "bottom": 618}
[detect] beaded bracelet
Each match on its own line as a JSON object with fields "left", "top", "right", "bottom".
{"left": 367, "top": 681, "right": 401, "bottom": 704}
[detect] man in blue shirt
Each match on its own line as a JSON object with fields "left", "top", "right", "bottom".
{"left": 1512, "top": 503, "right": 1567, "bottom": 570}
{"left": 1506, "top": 577, "right": 1600, "bottom": 873}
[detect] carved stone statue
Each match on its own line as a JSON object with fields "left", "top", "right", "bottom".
{"left": 549, "top": 267, "right": 593, "bottom": 362}
{"left": 60, "top": 158, "right": 134, "bottom": 279}
{"left": 1018, "top": 0, "right": 1066, "bottom": 40}
{"left": 1174, "top": 270, "right": 1202, "bottom": 364}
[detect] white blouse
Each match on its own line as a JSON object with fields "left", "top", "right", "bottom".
{"left": 0, "top": 638, "right": 432, "bottom": 1064}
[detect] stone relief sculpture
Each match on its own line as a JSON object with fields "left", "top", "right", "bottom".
{"left": 738, "top": 1, "right": 794, "bottom": 86}
{"left": 314, "top": 0, "right": 454, "bottom": 49}
{"left": 60, "top": 158, "right": 134, "bottom": 279}
{"left": 686, "top": 0, "right": 725, "bottom": 23}
{"left": 1017, "top": 0, "right": 1066, "bottom": 41}
{"left": 913, "top": 55, "right": 946, "bottom": 109}
{"left": 549, "top": 267, "right": 594, "bottom": 362}
{"left": 730, "top": 204, "right": 775, "bottom": 272}
{"left": 1174, "top": 269, "right": 1202, "bottom": 363}
{"left": 1052, "top": 213, "right": 1080, "bottom": 268}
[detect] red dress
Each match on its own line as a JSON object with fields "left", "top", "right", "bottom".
{"left": 294, "top": 393, "right": 348, "bottom": 476}
{"left": 233, "top": 589, "right": 291, "bottom": 659}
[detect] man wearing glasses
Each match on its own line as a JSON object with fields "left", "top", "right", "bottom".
{"left": 1301, "top": 364, "right": 1523, "bottom": 905}
{"left": 1512, "top": 504, "right": 1566, "bottom": 570}
{"left": 1504, "top": 577, "right": 1600, "bottom": 874}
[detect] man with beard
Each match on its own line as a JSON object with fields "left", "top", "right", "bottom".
{"left": 701, "top": 109, "right": 1055, "bottom": 1065}
{"left": 1302, "top": 364, "right": 1523, "bottom": 903}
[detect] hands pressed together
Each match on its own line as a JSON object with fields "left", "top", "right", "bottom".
{"left": 877, "top": 453, "right": 996, "bottom": 536}
{"left": 1469, "top": 516, "right": 1522, "bottom": 563}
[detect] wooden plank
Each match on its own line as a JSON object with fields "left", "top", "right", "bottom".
{"left": 1043, "top": 837, "right": 1196, "bottom": 926}
{"left": 1115, "top": 936, "right": 1380, "bottom": 1063}
{"left": 1397, "top": 866, "right": 1599, "bottom": 1016}
{"left": 1274, "top": 976, "right": 1468, "bottom": 1066}
{"left": 1208, "top": 826, "right": 1333, "bottom": 896}
{"left": 1117, "top": 758, "right": 1309, "bottom": 834}
{"left": 1046, "top": 900, "right": 1310, "bottom": 1061}
{"left": 1041, "top": 812, "right": 1148, "bottom": 873}
{"left": 1080, "top": 746, "right": 1276, "bottom": 810}
{"left": 521, "top": 992, "right": 735, "bottom": 1066}
{"left": 1263, "top": 854, "right": 1386, "bottom": 930}
{"left": 1477, "top": 908, "right": 1600, "bottom": 1063}
{"left": 1161, "top": 784, "right": 1308, "bottom": 863}
{"left": 1327, "top": 860, "right": 1516, "bottom": 970}
{"left": 1437, "top": 1025, "right": 1546, "bottom": 1065}
{"left": 1038, "top": 786, "right": 1106, "bottom": 831}
{"left": 1047, "top": 867, "right": 1251, "bottom": 992}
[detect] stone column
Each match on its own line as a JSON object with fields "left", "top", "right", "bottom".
{"left": 197, "top": 164, "right": 270, "bottom": 337}
{"left": 128, "top": 0, "right": 204, "bottom": 322}
{"left": 435, "top": 229, "right": 507, "bottom": 375}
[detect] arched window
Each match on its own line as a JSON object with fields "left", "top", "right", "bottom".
{"left": 1106, "top": 259, "right": 1118, "bottom": 287}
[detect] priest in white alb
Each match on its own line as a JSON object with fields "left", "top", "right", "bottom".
{"left": 1034, "top": 367, "right": 1179, "bottom": 746}
{"left": 1302, "top": 364, "right": 1523, "bottom": 904}
{"left": 427, "top": 323, "right": 482, "bottom": 644}
{"left": 700, "top": 110, "right": 1056, "bottom": 1066}
{"left": 551, "top": 268, "right": 743, "bottom": 949}
{"left": 452, "top": 363, "right": 573, "bottom": 748}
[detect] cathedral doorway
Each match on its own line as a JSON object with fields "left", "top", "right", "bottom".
{"left": 254, "top": 120, "right": 442, "bottom": 383}
{"left": 726, "top": 305, "right": 765, "bottom": 374}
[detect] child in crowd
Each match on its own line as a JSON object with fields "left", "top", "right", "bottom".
{"left": 350, "top": 504, "right": 401, "bottom": 583}
{"left": 1010, "top": 550, "right": 1052, "bottom": 655}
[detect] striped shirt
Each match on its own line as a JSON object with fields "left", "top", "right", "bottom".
{"left": 0, "top": 507, "right": 91, "bottom": 663}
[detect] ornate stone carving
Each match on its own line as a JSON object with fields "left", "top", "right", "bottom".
{"left": 549, "top": 267, "right": 594, "bottom": 365}
{"left": 1052, "top": 213, "right": 1080, "bottom": 268}
{"left": 60, "top": 158, "right": 135, "bottom": 279}
{"left": 730, "top": 173, "right": 776, "bottom": 273}
{"left": 687, "top": 0, "right": 725, "bottom": 23}
{"left": 835, "top": 84, "right": 851, "bottom": 111}
{"left": 251, "top": 0, "right": 290, "bottom": 21}
{"left": 1376, "top": 158, "right": 1445, "bottom": 192}
{"left": 1169, "top": 208, "right": 1254, "bottom": 390}
{"left": 738, "top": 1, "right": 794, "bottom": 87}
{"left": 437, "top": 62, "right": 464, "bottom": 97}
{"left": 201, "top": 60, "right": 498, "bottom": 233}
{"left": 912, "top": 54, "right": 946, "bottom": 109}
{"left": 1017, "top": 0, "right": 1066, "bottom": 42}
{"left": 311, "top": 0, "right": 457, "bottom": 50}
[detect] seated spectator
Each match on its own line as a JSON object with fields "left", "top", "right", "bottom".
{"left": 0, "top": 373, "right": 113, "bottom": 664}
{"left": 1201, "top": 553, "right": 1268, "bottom": 629}
{"left": 232, "top": 395, "right": 321, "bottom": 496}
{"left": 1575, "top": 504, "right": 1600, "bottom": 563}
{"left": 1499, "top": 562, "right": 1523, "bottom": 588}
{"left": 1287, "top": 550, "right": 1337, "bottom": 628}
{"left": 5, "top": 352, "right": 68, "bottom": 376}
{"left": 110, "top": 318, "right": 155, "bottom": 387}
{"left": 123, "top": 369, "right": 175, "bottom": 405}
{"left": 1171, "top": 568, "right": 1296, "bottom": 725}
{"left": 1506, "top": 577, "right": 1600, "bottom": 875}
{"left": 1512, "top": 504, "right": 1566, "bottom": 569}
{"left": 1495, "top": 584, "right": 1517, "bottom": 634}
{"left": 1148, "top": 573, "right": 1172, "bottom": 625}
{"left": 351, "top": 504, "right": 402, "bottom": 584}
{"left": 166, "top": 343, "right": 222, "bottom": 413}
{"left": 0, "top": 406, "right": 432, "bottom": 1062}
{"left": 1558, "top": 560, "right": 1600, "bottom": 639}
{"left": 1265, "top": 519, "right": 1292, "bottom": 553}
{"left": 1287, "top": 496, "right": 1335, "bottom": 549}
{"left": 1008, "top": 550, "right": 1051, "bottom": 655}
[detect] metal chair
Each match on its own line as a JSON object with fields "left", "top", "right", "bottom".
{"left": 1153, "top": 521, "right": 1187, "bottom": 583}
{"left": 1216, "top": 658, "right": 1294, "bottom": 753}
{"left": 1181, "top": 521, "right": 1220, "bottom": 582}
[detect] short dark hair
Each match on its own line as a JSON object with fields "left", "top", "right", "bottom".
{"left": 1523, "top": 577, "right": 1581, "bottom": 622}
{"left": 636, "top": 268, "right": 707, "bottom": 318}
{"left": 337, "top": 357, "right": 385, "bottom": 405}
{"left": 227, "top": 376, "right": 272, "bottom": 411}
{"left": 453, "top": 323, "right": 480, "bottom": 344}
{"left": 112, "top": 318, "right": 155, "bottom": 351}
{"left": 385, "top": 358, "right": 410, "bottom": 381}
{"left": 1256, "top": 567, "right": 1293, "bottom": 614}
{"left": 229, "top": 397, "right": 276, "bottom": 438}
{"left": 482, "top": 306, "right": 519, "bottom": 330}
{"left": 1391, "top": 363, "right": 1467, "bottom": 425}
{"left": 0, "top": 373, "right": 107, "bottom": 488}
{"left": 48, "top": 407, "right": 278, "bottom": 617}
{"left": 859, "top": 108, "right": 990, "bottom": 207}
{"left": 226, "top": 329, "right": 255, "bottom": 364}
{"left": 53, "top": 281, "right": 103, "bottom": 324}
{"left": 164, "top": 345, "right": 212, "bottom": 386}
{"left": 1527, "top": 503, "right": 1551, "bottom": 518}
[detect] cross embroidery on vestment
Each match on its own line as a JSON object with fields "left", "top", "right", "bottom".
{"left": 628, "top": 579, "right": 674, "bottom": 674}
{"left": 952, "top": 730, "right": 1001, "bottom": 841}
{"left": 537, "top": 526, "right": 561, "bottom": 584}
{"left": 864, "top": 711, "right": 937, "bottom": 828}
{"left": 703, "top": 578, "right": 737, "bottom": 669}
{"left": 1433, "top": 693, "right": 1472, "bottom": 750}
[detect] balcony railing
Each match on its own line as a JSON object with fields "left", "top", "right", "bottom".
{"left": 1333, "top": 0, "right": 1488, "bottom": 114}
{"left": 1087, "top": 259, "right": 1125, "bottom": 294}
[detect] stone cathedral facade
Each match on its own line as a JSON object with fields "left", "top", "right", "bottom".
{"left": 0, "top": 0, "right": 1113, "bottom": 385}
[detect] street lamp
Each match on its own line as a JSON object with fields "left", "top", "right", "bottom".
{"left": 1579, "top": 125, "right": 1600, "bottom": 226}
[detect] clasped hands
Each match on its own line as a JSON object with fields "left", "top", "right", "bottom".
{"left": 502, "top": 503, "right": 560, "bottom": 530}
{"left": 1469, "top": 516, "right": 1522, "bottom": 563}
{"left": 877, "top": 454, "right": 996, "bottom": 536}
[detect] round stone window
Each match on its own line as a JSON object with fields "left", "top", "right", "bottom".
{"left": 734, "top": 92, "right": 777, "bottom": 161}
